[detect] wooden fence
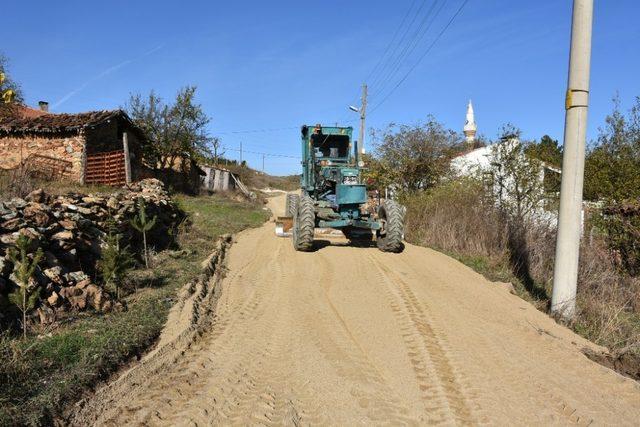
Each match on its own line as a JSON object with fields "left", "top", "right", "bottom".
{"left": 24, "top": 154, "right": 73, "bottom": 180}
{"left": 85, "top": 150, "right": 126, "bottom": 186}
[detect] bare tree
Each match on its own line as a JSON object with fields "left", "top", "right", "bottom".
{"left": 125, "top": 86, "right": 211, "bottom": 170}
{"left": 487, "top": 125, "right": 546, "bottom": 223}
{"left": 210, "top": 137, "right": 225, "bottom": 164}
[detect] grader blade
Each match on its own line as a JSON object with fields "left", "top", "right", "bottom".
{"left": 275, "top": 216, "right": 293, "bottom": 237}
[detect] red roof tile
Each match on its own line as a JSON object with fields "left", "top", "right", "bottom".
{"left": 0, "top": 107, "right": 144, "bottom": 140}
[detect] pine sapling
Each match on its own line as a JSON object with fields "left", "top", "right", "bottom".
{"left": 8, "top": 235, "right": 43, "bottom": 338}
{"left": 98, "top": 216, "right": 133, "bottom": 299}
{"left": 131, "top": 197, "right": 157, "bottom": 268}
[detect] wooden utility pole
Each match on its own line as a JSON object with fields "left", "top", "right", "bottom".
{"left": 122, "top": 132, "right": 132, "bottom": 185}
{"left": 551, "top": 0, "right": 593, "bottom": 319}
{"left": 358, "top": 84, "right": 368, "bottom": 155}
{"left": 262, "top": 154, "right": 265, "bottom": 173}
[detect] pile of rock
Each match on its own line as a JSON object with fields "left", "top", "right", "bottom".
{"left": 0, "top": 179, "right": 184, "bottom": 324}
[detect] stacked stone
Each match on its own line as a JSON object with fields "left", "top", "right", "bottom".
{"left": 0, "top": 179, "right": 182, "bottom": 324}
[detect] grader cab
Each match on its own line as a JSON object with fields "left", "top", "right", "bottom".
{"left": 279, "top": 124, "right": 404, "bottom": 252}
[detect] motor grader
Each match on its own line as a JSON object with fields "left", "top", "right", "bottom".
{"left": 278, "top": 124, "right": 404, "bottom": 252}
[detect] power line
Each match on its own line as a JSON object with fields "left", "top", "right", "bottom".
{"left": 372, "top": 0, "right": 448, "bottom": 98}
{"left": 216, "top": 125, "right": 299, "bottom": 135}
{"left": 365, "top": 0, "right": 422, "bottom": 91}
{"left": 369, "top": 0, "right": 470, "bottom": 114}
{"left": 224, "top": 147, "right": 300, "bottom": 159}
{"left": 368, "top": 0, "right": 432, "bottom": 91}
{"left": 370, "top": 0, "right": 443, "bottom": 94}
{"left": 216, "top": 117, "right": 359, "bottom": 137}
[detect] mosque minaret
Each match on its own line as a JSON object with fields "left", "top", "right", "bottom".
{"left": 463, "top": 100, "right": 477, "bottom": 146}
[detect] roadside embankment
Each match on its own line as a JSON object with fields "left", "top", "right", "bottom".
{"left": 0, "top": 188, "right": 268, "bottom": 426}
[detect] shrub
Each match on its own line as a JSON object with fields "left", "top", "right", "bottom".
{"left": 599, "top": 199, "right": 640, "bottom": 275}
{"left": 403, "top": 178, "right": 507, "bottom": 258}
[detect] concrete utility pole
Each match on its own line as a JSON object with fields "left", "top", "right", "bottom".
{"left": 239, "top": 141, "right": 243, "bottom": 164}
{"left": 551, "top": 0, "right": 594, "bottom": 319}
{"left": 359, "top": 84, "right": 368, "bottom": 155}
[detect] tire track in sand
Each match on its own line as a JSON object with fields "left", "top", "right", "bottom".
{"left": 391, "top": 253, "right": 597, "bottom": 426}
{"left": 368, "top": 251, "right": 477, "bottom": 425}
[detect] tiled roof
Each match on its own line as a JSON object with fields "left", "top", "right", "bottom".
{"left": 14, "top": 105, "right": 49, "bottom": 119}
{"left": 0, "top": 107, "right": 134, "bottom": 134}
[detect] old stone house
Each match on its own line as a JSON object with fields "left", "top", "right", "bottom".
{"left": 0, "top": 104, "right": 146, "bottom": 185}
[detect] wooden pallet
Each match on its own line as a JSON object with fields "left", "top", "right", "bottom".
{"left": 85, "top": 150, "right": 126, "bottom": 186}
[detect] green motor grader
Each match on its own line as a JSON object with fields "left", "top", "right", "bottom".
{"left": 282, "top": 124, "right": 404, "bottom": 252}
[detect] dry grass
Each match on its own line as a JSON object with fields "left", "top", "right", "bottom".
{"left": 0, "top": 170, "right": 117, "bottom": 201}
{"left": 403, "top": 179, "right": 640, "bottom": 378}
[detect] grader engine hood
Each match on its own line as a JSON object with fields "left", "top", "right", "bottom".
{"left": 319, "top": 167, "right": 366, "bottom": 205}
{"left": 320, "top": 167, "right": 358, "bottom": 184}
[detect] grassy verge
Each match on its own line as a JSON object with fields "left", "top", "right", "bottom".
{"left": 0, "top": 194, "right": 268, "bottom": 426}
{"left": 439, "top": 250, "right": 549, "bottom": 309}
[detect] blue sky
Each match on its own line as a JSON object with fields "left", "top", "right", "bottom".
{"left": 3, "top": 0, "right": 639, "bottom": 175}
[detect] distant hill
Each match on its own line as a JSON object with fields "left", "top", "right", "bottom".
{"left": 224, "top": 164, "right": 299, "bottom": 192}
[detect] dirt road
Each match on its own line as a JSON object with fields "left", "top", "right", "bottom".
{"left": 74, "top": 194, "right": 640, "bottom": 426}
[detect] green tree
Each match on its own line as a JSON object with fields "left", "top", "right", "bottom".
{"left": 584, "top": 95, "right": 640, "bottom": 201}
{"left": 125, "top": 86, "right": 212, "bottom": 171}
{"left": 98, "top": 217, "right": 133, "bottom": 299}
{"left": 524, "top": 135, "right": 563, "bottom": 194}
{"left": 525, "top": 135, "right": 563, "bottom": 166}
{"left": 8, "top": 235, "right": 43, "bottom": 338}
{"left": 131, "top": 198, "right": 157, "bottom": 268}
{"left": 370, "top": 116, "right": 462, "bottom": 193}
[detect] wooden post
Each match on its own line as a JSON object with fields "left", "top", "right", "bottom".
{"left": 80, "top": 147, "right": 87, "bottom": 185}
{"left": 123, "top": 131, "right": 132, "bottom": 185}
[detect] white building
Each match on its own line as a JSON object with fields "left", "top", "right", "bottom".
{"left": 450, "top": 102, "right": 562, "bottom": 226}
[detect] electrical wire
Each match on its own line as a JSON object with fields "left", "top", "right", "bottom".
{"left": 216, "top": 125, "right": 299, "bottom": 135}
{"left": 365, "top": 0, "right": 422, "bottom": 85}
{"left": 224, "top": 147, "right": 300, "bottom": 159}
{"left": 368, "top": 0, "right": 433, "bottom": 91}
{"left": 368, "top": 0, "right": 470, "bottom": 114}
{"left": 371, "top": 0, "right": 448, "bottom": 98}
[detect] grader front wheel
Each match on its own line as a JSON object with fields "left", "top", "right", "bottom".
{"left": 376, "top": 200, "right": 404, "bottom": 253}
{"left": 292, "top": 195, "right": 314, "bottom": 251}
{"left": 285, "top": 193, "right": 299, "bottom": 217}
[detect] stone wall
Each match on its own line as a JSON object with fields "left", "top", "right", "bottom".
{"left": 0, "top": 133, "right": 85, "bottom": 181}
{"left": 0, "top": 179, "right": 185, "bottom": 323}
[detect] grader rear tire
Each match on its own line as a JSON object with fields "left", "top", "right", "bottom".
{"left": 376, "top": 200, "right": 404, "bottom": 253}
{"left": 285, "top": 193, "right": 300, "bottom": 217}
{"left": 292, "top": 195, "right": 314, "bottom": 251}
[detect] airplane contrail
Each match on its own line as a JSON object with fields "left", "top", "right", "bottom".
{"left": 52, "top": 44, "right": 164, "bottom": 109}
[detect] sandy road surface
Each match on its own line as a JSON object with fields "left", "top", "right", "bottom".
{"left": 75, "top": 194, "right": 640, "bottom": 426}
